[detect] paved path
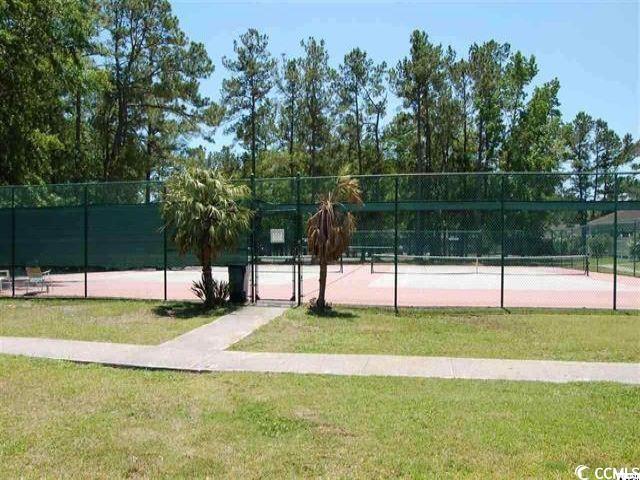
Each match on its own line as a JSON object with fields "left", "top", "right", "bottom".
{"left": 159, "top": 306, "right": 285, "bottom": 351}
{"left": 1, "top": 306, "right": 639, "bottom": 384}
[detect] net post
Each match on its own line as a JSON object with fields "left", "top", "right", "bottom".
{"left": 296, "top": 173, "right": 302, "bottom": 306}
{"left": 584, "top": 224, "right": 590, "bottom": 275}
{"left": 288, "top": 178, "right": 295, "bottom": 302}
{"left": 394, "top": 175, "right": 399, "bottom": 314}
{"left": 613, "top": 174, "right": 618, "bottom": 311}
{"left": 83, "top": 184, "right": 88, "bottom": 298}
{"left": 500, "top": 174, "right": 505, "bottom": 309}
{"left": 11, "top": 186, "right": 15, "bottom": 298}
{"left": 163, "top": 184, "right": 167, "bottom": 302}
{"left": 250, "top": 174, "right": 256, "bottom": 304}
{"left": 633, "top": 220, "right": 637, "bottom": 277}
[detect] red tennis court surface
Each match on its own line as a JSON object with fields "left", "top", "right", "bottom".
{"left": 2, "top": 264, "right": 638, "bottom": 310}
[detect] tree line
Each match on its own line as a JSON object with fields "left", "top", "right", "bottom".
{"left": 1, "top": 0, "right": 638, "bottom": 189}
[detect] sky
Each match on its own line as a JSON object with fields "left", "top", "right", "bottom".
{"left": 168, "top": 0, "right": 639, "bottom": 151}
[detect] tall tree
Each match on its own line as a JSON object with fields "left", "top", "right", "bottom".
{"left": 500, "top": 51, "right": 538, "bottom": 169}
{"left": 592, "top": 119, "right": 622, "bottom": 200}
{"left": 2, "top": 6, "right": 637, "bottom": 188}
{"left": 276, "top": 55, "right": 303, "bottom": 175}
{"left": 393, "top": 31, "right": 444, "bottom": 172}
{"left": 98, "top": 0, "right": 218, "bottom": 181}
{"left": 431, "top": 47, "right": 460, "bottom": 171}
{"left": 0, "top": 0, "right": 94, "bottom": 185}
{"left": 139, "top": 1, "right": 219, "bottom": 183}
{"left": 393, "top": 31, "right": 425, "bottom": 172}
{"left": 619, "top": 134, "right": 638, "bottom": 170}
{"left": 299, "top": 37, "right": 333, "bottom": 176}
{"left": 206, "top": 146, "right": 243, "bottom": 178}
{"left": 222, "top": 28, "right": 276, "bottom": 176}
{"left": 362, "top": 60, "right": 388, "bottom": 169}
{"left": 502, "top": 52, "right": 538, "bottom": 135}
{"left": 504, "top": 79, "right": 563, "bottom": 172}
{"left": 469, "top": 41, "right": 510, "bottom": 170}
{"left": 565, "top": 112, "right": 595, "bottom": 201}
{"left": 381, "top": 112, "right": 415, "bottom": 173}
{"left": 450, "top": 56, "right": 473, "bottom": 168}
{"left": 335, "top": 48, "right": 370, "bottom": 174}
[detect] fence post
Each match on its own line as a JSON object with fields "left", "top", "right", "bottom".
{"left": 83, "top": 184, "right": 88, "bottom": 298}
{"left": 250, "top": 174, "right": 256, "bottom": 303}
{"left": 11, "top": 186, "right": 15, "bottom": 298}
{"left": 613, "top": 174, "right": 618, "bottom": 311}
{"left": 163, "top": 184, "right": 167, "bottom": 302}
{"left": 296, "top": 174, "right": 302, "bottom": 306}
{"left": 394, "top": 175, "right": 399, "bottom": 313}
{"left": 500, "top": 174, "right": 505, "bottom": 309}
{"left": 289, "top": 177, "right": 295, "bottom": 302}
{"left": 634, "top": 220, "right": 637, "bottom": 277}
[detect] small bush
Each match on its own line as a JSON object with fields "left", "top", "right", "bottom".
{"left": 307, "top": 297, "right": 332, "bottom": 313}
{"left": 191, "top": 276, "right": 230, "bottom": 307}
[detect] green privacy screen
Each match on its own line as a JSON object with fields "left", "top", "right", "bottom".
{"left": 0, "top": 181, "right": 249, "bottom": 272}
{"left": 15, "top": 206, "right": 84, "bottom": 268}
{"left": 0, "top": 187, "right": 11, "bottom": 267}
{"left": 88, "top": 204, "right": 164, "bottom": 269}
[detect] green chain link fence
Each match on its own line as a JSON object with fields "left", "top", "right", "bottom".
{"left": 1, "top": 172, "right": 638, "bottom": 309}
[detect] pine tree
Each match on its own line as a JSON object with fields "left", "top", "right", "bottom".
{"left": 222, "top": 28, "right": 276, "bottom": 176}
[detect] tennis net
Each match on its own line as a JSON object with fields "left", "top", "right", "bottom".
{"left": 254, "top": 255, "right": 344, "bottom": 273}
{"left": 370, "top": 254, "right": 590, "bottom": 276}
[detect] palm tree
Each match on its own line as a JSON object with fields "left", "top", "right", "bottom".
{"left": 306, "top": 177, "right": 363, "bottom": 310}
{"left": 162, "top": 167, "right": 252, "bottom": 307}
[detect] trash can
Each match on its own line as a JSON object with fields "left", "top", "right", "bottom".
{"left": 228, "top": 265, "right": 248, "bottom": 303}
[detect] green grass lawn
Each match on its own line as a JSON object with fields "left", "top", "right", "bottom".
{"left": 0, "top": 298, "right": 225, "bottom": 345}
{"left": 232, "top": 307, "right": 640, "bottom": 362}
{"left": 0, "top": 356, "right": 638, "bottom": 479}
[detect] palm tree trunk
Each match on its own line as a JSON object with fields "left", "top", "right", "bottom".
{"left": 317, "top": 261, "right": 328, "bottom": 309}
{"left": 201, "top": 249, "right": 214, "bottom": 307}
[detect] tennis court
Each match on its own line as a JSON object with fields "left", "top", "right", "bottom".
{"left": 299, "top": 254, "right": 637, "bottom": 309}
{"left": 3, "top": 254, "right": 637, "bottom": 310}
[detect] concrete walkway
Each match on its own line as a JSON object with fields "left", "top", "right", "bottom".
{"left": 1, "top": 306, "right": 639, "bottom": 384}
{"left": 159, "top": 306, "right": 285, "bottom": 351}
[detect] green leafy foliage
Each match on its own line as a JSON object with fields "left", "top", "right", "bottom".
{"left": 191, "top": 277, "right": 230, "bottom": 307}
{"left": 1, "top": 8, "right": 637, "bottom": 186}
{"left": 0, "top": 0, "right": 218, "bottom": 186}
{"left": 587, "top": 234, "right": 611, "bottom": 258}
{"left": 0, "top": 0, "right": 94, "bottom": 185}
{"left": 161, "top": 167, "right": 251, "bottom": 306}
{"left": 222, "top": 29, "right": 276, "bottom": 176}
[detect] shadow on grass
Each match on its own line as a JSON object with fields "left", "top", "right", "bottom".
{"left": 306, "top": 307, "right": 357, "bottom": 319}
{"left": 152, "top": 301, "right": 236, "bottom": 319}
